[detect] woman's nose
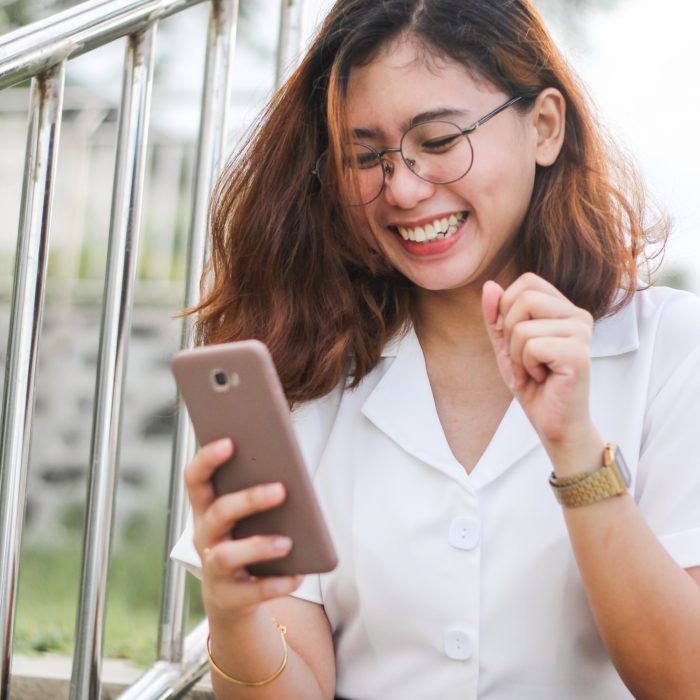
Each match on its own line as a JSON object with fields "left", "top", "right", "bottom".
{"left": 381, "top": 156, "right": 435, "bottom": 208}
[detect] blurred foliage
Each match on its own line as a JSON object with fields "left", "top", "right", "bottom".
{"left": 656, "top": 265, "right": 691, "bottom": 292}
{"left": 15, "top": 502, "right": 205, "bottom": 665}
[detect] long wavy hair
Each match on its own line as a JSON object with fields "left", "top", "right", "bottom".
{"left": 193, "top": 0, "right": 666, "bottom": 404}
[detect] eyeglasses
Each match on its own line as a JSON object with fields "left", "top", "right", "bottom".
{"left": 313, "top": 95, "right": 523, "bottom": 206}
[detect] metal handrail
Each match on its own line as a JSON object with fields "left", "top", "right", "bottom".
{"left": 69, "top": 23, "right": 158, "bottom": 700}
{"left": 0, "top": 0, "right": 309, "bottom": 698}
{"left": 0, "top": 61, "right": 65, "bottom": 700}
{"left": 0, "top": 0, "right": 207, "bottom": 89}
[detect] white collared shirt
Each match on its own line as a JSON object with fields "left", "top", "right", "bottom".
{"left": 172, "top": 286, "right": 700, "bottom": 700}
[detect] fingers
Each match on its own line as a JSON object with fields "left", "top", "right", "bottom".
{"left": 519, "top": 336, "right": 590, "bottom": 384}
{"left": 202, "top": 537, "right": 303, "bottom": 612}
{"left": 508, "top": 318, "right": 591, "bottom": 388}
{"left": 481, "top": 280, "right": 504, "bottom": 328}
{"left": 185, "top": 443, "right": 299, "bottom": 619}
{"left": 484, "top": 273, "right": 593, "bottom": 389}
{"left": 204, "top": 534, "right": 293, "bottom": 578}
{"left": 482, "top": 281, "right": 518, "bottom": 388}
{"left": 198, "top": 482, "right": 287, "bottom": 547}
{"left": 499, "top": 271, "right": 566, "bottom": 317}
{"left": 197, "top": 486, "right": 298, "bottom": 615}
{"left": 205, "top": 569, "right": 305, "bottom": 611}
{"left": 184, "top": 438, "right": 234, "bottom": 517}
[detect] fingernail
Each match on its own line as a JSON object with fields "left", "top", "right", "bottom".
{"left": 212, "top": 438, "right": 231, "bottom": 456}
{"left": 273, "top": 536, "right": 293, "bottom": 553}
{"left": 264, "top": 482, "right": 285, "bottom": 499}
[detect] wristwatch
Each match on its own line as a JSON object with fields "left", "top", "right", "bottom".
{"left": 549, "top": 443, "right": 631, "bottom": 507}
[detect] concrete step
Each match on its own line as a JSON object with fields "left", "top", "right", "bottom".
{"left": 11, "top": 654, "right": 213, "bottom": 699}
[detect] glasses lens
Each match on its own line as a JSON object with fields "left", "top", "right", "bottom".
{"left": 401, "top": 121, "right": 474, "bottom": 184}
{"left": 340, "top": 143, "right": 385, "bottom": 205}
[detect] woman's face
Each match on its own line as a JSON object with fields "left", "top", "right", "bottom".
{"left": 344, "top": 38, "right": 540, "bottom": 294}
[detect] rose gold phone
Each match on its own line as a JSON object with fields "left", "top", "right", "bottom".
{"left": 172, "top": 340, "right": 337, "bottom": 577}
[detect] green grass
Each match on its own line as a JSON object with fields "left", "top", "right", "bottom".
{"left": 14, "top": 507, "right": 204, "bottom": 667}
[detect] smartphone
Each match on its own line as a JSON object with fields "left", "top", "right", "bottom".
{"left": 171, "top": 340, "right": 337, "bottom": 577}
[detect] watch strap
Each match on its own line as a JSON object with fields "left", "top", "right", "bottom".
{"left": 549, "top": 443, "right": 629, "bottom": 508}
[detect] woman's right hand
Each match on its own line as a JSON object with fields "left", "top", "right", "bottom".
{"left": 184, "top": 438, "right": 304, "bottom": 622}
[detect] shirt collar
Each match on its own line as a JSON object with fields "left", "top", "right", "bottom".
{"left": 364, "top": 326, "right": 540, "bottom": 490}
{"left": 364, "top": 294, "right": 639, "bottom": 489}
{"left": 591, "top": 294, "right": 640, "bottom": 357}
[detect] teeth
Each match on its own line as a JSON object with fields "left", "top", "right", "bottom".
{"left": 395, "top": 212, "right": 465, "bottom": 243}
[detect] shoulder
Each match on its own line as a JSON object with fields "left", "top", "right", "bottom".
{"left": 632, "top": 285, "right": 700, "bottom": 359}
{"left": 598, "top": 286, "right": 700, "bottom": 406}
{"left": 634, "top": 284, "right": 700, "bottom": 328}
{"left": 290, "top": 332, "right": 404, "bottom": 472}
{"left": 594, "top": 285, "right": 700, "bottom": 358}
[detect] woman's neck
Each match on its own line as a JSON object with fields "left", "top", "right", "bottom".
{"left": 414, "top": 287, "right": 489, "bottom": 355}
{"left": 412, "top": 263, "right": 519, "bottom": 359}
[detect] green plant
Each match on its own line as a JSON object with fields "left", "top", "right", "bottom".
{"left": 15, "top": 505, "right": 204, "bottom": 666}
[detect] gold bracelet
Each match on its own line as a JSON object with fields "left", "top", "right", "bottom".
{"left": 206, "top": 619, "right": 288, "bottom": 688}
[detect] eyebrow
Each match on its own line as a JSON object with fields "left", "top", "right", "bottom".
{"left": 351, "top": 107, "right": 472, "bottom": 140}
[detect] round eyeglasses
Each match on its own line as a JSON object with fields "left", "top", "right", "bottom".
{"left": 312, "top": 95, "right": 523, "bottom": 206}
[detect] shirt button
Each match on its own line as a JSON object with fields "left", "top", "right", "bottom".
{"left": 444, "top": 628, "right": 473, "bottom": 660}
{"left": 448, "top": 516, "right": 480, "bottom": 550}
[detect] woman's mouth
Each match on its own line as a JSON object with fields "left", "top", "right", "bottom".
{"left": 392, "top": 212, "right": 467, "bottom": 243}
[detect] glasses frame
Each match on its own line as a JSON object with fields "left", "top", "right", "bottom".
{"left": 313, "top": 95, "right": 523, "bottom": 206}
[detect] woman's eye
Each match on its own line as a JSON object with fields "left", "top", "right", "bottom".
{"left": 358, "top": 154, "right": 381, "bottom": 168}
{"left": 421, "top": 134, "right": 461, "bottom": 153}
{"left": 345, "top": 152, "right": 381, "bottom": 169}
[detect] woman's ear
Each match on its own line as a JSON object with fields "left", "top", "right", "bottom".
{"left": 532, "top": 88, "right": 566, "bottom": 167}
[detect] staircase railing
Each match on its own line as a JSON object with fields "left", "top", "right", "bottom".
{"left": 0, "top": 0, "right": 307, "bottom": 697}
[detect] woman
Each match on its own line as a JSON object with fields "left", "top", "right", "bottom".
{"left": 172, "top": 1, "right": 700, "bottom": 698}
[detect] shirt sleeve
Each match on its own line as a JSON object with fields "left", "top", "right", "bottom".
{"left": 637, "top": 341, "right": 700, "bottom": 569}
{"left": 170, "top": 516, "right": 325, "bottom": 605}
{"left": 170, "top": 511, "right": 202, "bottom": 579}
{"left": 291, "top": 573, "right": 324, "bottom": 605}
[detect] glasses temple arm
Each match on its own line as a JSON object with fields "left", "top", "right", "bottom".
{"left": 463, "top": 95, "right": 524, "bottom": 134}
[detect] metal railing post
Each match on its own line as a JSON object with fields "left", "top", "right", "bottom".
{"left": 118, "top": 619, "right": 210, "bottom": 700}
{"left": 275, "top": 0, "right": 307, "bottom": 88}
{"left": 157, "top": 0, "right": 238, "bottom": 665}
{"left": 69, "top": 25, "right": 157, "bottom": 700}
{"left": 0, "top": 61, "right": 65, "bottom": 700}
{"left": 1, "top": 0, "right": 320, "bottom": 695}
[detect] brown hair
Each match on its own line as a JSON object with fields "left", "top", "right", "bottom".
{"left": 193, "top": 0, "right": 666, "bottom": 404}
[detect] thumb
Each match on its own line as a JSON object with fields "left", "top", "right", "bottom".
{"left": 481, "top": 280, "right": 504, "bottom": 339}
{"left": 482, "top": 280, "right": 514, "bottom": 388}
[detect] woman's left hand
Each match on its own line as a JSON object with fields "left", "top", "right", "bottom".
{"left": 482, "top": 272, "right": 600, "bottom": 468}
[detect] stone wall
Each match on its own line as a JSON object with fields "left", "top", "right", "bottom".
{"left": 0, "top": 300, "right": 184, "bottom": 547}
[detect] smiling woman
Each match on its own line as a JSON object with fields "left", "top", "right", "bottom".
{"left": 171, "top": 1, "right": 700, "bottom": 699}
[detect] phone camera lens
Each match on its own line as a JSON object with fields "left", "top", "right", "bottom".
{"left": 212, "top": 370, "right": 228, "bottom": 388}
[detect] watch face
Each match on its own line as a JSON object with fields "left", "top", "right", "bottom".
{"left": 612, "top": 445, "right": 632, "bottom": 487}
